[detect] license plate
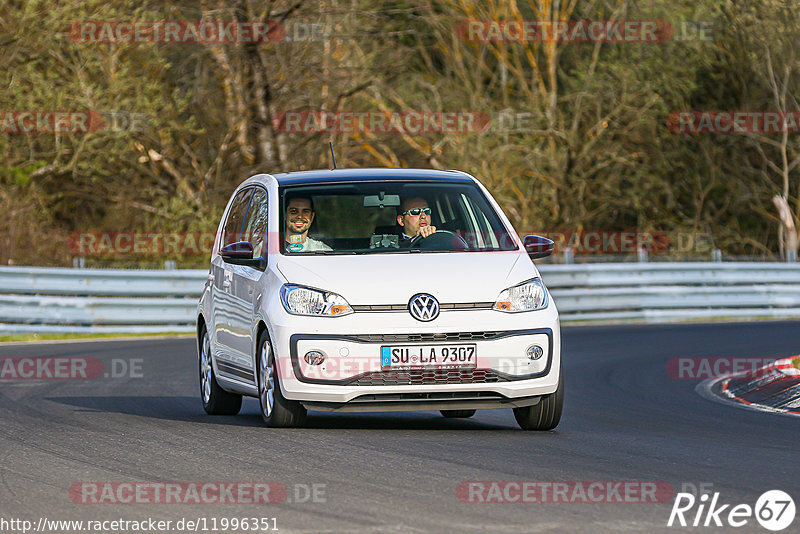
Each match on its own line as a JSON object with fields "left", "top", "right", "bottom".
{"left": 380, "top": 344, "right": 477, "bottom": 369}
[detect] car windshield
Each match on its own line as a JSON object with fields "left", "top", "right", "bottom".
{"left": 279, "top": 180, "right": 518, "bottom": 255}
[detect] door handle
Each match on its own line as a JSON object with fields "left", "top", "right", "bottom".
{"left": 222, "top": 278, "right": 231, "bottom": 289}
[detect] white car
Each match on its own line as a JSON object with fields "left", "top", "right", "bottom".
{"left": 197, "top": 168, "right": 562, "bottom": 430}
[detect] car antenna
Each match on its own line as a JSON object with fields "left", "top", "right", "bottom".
{"left": 329, "top": 142, "right": 337, "bottom": 170}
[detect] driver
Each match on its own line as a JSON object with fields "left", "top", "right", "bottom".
{"left": 397, "top": 197, "right": 436, "bottom": 246}
{"left": 284, "top": 195, "right": 332, "bottom": 252}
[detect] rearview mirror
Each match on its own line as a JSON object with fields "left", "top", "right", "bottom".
{"left": 523, "top": 235, "right": 554, "bottom": 259}
{"left": 363, "top": 192, "right": 400, "bottom": 208}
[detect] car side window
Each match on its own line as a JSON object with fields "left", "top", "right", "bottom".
{"left": 221, "top": 188, "right": 254, "bottom": 250}
{"left": 243, "top": 188, "right": 268, "bottom": 258}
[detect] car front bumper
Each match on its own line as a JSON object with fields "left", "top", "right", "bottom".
{"left": 266, "top": 300, "right": 562, "bottom": 407}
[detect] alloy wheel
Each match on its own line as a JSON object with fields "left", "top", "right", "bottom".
{"left": 200, "top": 330, "right": 212, "bottom": 403}
{"left": 259, "top": 340, "right": 274, "bottom": 418}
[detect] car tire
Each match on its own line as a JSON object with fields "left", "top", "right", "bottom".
{"left": 257, "top": 331, "right": 307, "bottom": 428}
{"left": 440, "top": 410, "right": 476, "bottom": 418}
{"left": 199, "top": 325, "right": 242, "bottom": 415}
{"left": 513, "top": 365, "right": 563, "bottom": 431}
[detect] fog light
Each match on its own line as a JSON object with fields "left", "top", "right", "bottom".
{"left": 526, "top": 345, "right": 544, "bottom": 360}
{"left": 304, "top": 350, "right": 326, "bottom": 365}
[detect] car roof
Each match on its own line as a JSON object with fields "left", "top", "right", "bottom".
{"left": 269, "top": 167, "right": 475, "bottom": 186}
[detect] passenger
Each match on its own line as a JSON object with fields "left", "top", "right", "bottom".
{"left": 284, "top": 195, "right": 332, "bottom": 252}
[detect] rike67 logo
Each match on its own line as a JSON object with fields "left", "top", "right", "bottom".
{"left": 668, "top": 490, "right": 795, "bottom": 531}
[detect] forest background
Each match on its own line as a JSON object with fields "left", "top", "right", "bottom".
{"left": 2, "top": 0, "right": 799, "bottom": 267}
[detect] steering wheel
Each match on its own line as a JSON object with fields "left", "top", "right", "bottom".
{"left": 409, "top": 230, "right": 470, "bottom": 251}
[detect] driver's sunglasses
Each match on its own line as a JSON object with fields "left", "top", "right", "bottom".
{"left": 402, "top": 207, "right": 431, "bottom": 217}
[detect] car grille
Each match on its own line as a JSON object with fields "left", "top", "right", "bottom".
{"left": 346, "top": 368, "right": 508, "bottom": 386}
{"left": 351, "top": 302, "right": 493, "bottom": 312}
{"left": 353, "top": 331, "right": 500, "bottom": 343}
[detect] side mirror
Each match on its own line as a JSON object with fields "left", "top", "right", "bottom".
{"left": 219, "top": 241, "right": 265, "bottom": 269}
{"left": 523, "top": 235, "right": 554, "bottom": 259}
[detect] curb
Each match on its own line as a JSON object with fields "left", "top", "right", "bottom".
{"left": 719, "top": 355, "right": 800, "bottom": 416}
{"left": 775, "top": 356, "right": 800, "bottom": 376}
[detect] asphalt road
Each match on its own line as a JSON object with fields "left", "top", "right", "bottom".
{"left": 1, "top": 322, "right": 799, "bottom": 533}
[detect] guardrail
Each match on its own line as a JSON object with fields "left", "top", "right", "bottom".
{"left": 1, "top": 263, "right": 799, "bottom": 333}
{"left": 0, "top": 267, "right": 203, "bottom": 334}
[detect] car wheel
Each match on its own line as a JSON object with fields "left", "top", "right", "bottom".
{"left": 257, "top": 331, "right": 306, "bottom": 428}
{"left": 440, "top": 410, "right": 476, "bottom": 418}
{"left": 199, "top": 326, "right": 242, "bottom": 415}
{"left": 513, "top": 365, "right": 563, "bottom": 431}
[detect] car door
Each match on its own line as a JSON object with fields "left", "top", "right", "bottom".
{"left": 212, "top": 187, "right": 253, "bottom": 371}
{"left": 223, "top": 187, "right": 269, "bottom": 377}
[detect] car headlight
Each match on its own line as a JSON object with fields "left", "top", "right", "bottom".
{"left": 493, "top": 278, "right": 548, "bottom": 312}
{"left": 280, "top": 284, "right": 353, "bottom": 317}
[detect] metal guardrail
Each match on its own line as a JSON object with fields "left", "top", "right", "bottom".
{"left": 0, "top": 267, "right": 203, "bottom": 334}
{"left": 541, "top": 263, "right": 800, "bottom": 322}
{"left": 0, "top": 267, "right": 204, "bottom": 296}
{"left": 0, "top": 263, "right": 798, "bottom": 333}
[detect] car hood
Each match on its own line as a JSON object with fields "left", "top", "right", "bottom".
{"left": 275, "top": 251, "right": 536, "bottom": 305}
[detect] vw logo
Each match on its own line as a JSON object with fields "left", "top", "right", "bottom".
{"left": 408, "top": 293, "right": 440, "bottom": 322}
